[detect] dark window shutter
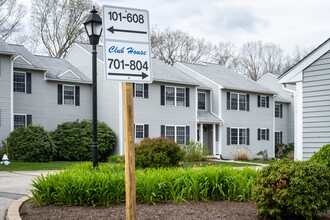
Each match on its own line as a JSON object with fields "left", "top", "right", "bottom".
{"left": 227, "top": 92, "right": 230, "bottom": 110}
{"left": 26, "top": 72, "right": 31, "bottom": 94}
{"left": 186, "top": 88, "right": 189, "bottom": 107}
{"left": 280, "top": 104, "right": 283, "bottom": 118}
{"left": 186, "top": 126, "right": 190, "bottom": 144}
{"left": 144, "top": 84, "right": 148, "bottom": 98}
{"left": 27, "top": 114, "right": 32, "bottom": 126}
{"left": 280, "top": 131, "right": 283, "bottom": 143}
{"left": 266, "top": 96, "right": 269, "bottom": 108}
{"left": 266, "top": 129, "right": 269, "bottom": 140}
{"left": 258, "top": 128, "right": 261, "bottom": 140}
{"left": 246, "top": 128, "right": 250, "bottom": 145}
{"left": 58, "top": 84, "right": 63, "bottom": 105}
{"left": 75, "top": 86, "right": 80, "bottom": 106}
{"left": 161, "top": 125, "right": 165, "bottom": 137}
{"left": 144, "top": 124, "right": 149, "bottom": 138}
{"left": 227, "top": 127, "right": 231, "bottom": 145}
{"left": 246, "top": 94, "right": 250, "bottom": 111}
{"left": 133, "top": 83, "right": 135, "bottom": 97}
{"left": 258, "top": 95, "right": 260, "bottom": 107}
{"left": 160, "top": 85, "right": 165, "bottom": 105}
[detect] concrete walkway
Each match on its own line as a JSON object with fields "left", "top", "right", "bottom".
{"left": 0, "top": 170, "right": 54, "bottom": 220}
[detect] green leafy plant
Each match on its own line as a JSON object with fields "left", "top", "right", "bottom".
{"left": 0, "top": 139, "right": 16, "bottom": 160}
{"left": 276, "top": 143, "right": 294, "bottom": 159}
{"left": 51, "top": 120, "right": 116, "bottom": 161}
{"left": 252, "top": 159, "right": 330, "bottom": 219}
{"left": 29, "top": 162, "right": 258, "bottom": 206}
{"left": 232, "top": 146, "right": 252, "bottom": 161}
{"left": 108, "top": 155, "right": 125, "bottom": 164}
{"left": 135, "top": 137, "right": 185, "bottom": 168}
{"left": 7, "top": 124, "right": 56, "bottom": 162}
{"left": 182, "top": 141, "right": 209, "bottom": 162}
{"left": 257, "top": 150, "right": 268, "bottom": 160}
{"left": 309, "top": 144, "right": 330, "bottom": 167}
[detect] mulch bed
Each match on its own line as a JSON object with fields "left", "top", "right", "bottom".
{"left": 20, "top": 199, "right": 330, "bottom": 220}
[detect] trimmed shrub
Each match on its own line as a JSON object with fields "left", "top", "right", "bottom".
{"left": 182, "top": 141, "right": 209, "bottom": 162}
{"left": 7, "top": 124, "right": 56, "bottom": 162}
{"left": 252, "top": 159, "right": 330, "bottom": 219}
{"left": 135, "top": 137, "right": 185, "bottom": 168}
{"left": 108, "top": 155, "right": 125, "bottom": 164}
{"left": 51, "top": 120, "right": 116, "bottom": 161}
{"left": 310, "top": 144, "right": 330, "bottom": 167}
{"left": 232, "top": 146, "right": 251, "bottom": 161}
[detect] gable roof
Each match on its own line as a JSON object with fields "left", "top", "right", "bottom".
{"left": 279, "top": 37, "right": 330, "bottom": 83}
{"left": 0, "top": 38, "right": 15, "bottom": 55}
{"left": 178, "top": 62, "right": 275, "bottom": 94}
{"left": 36, "top": 55, "right": 91, "bottom": 83}
{"left": 10, "top": 44, "right": 46, "bottom": 71}
{"left": 74, "top": 43, "right": 201, "bottom": 86}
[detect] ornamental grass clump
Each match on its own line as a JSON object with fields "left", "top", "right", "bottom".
{"left": 252, "top": 159, "right": 330, "bottom": 220}
{"left": 29, "top": 162, "right": 258, "bottom": 206}
{"left": 232, "top": 146, "right": 252, "bottom": 161}
{"left": 182, "top": 141, "right": 209, "bottom": 162}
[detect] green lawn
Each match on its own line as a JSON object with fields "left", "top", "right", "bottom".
{"left": 179, "top": 161, "right": 258, "bottom": 168}
{"left": 0, "top": 160, "right": 106, "bottom": 171}
{"left": 245, "top": 160, "right": 277, "bottom": 164}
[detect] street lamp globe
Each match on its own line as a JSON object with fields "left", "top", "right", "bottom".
{"left": 84, "top": 6, "right": 102, "bottom": 45}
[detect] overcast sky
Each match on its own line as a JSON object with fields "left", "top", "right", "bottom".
{"left": 99, "top": 0, "right": 330, "bottom": 54}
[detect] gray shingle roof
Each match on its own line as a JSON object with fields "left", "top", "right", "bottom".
{"left": 10, "top": 45, "right": 46, "bottom": 71}
{"left": 275, "top": 94, "right": 291, "bottom": 103}
{"left": 75, "top": 43, "right": 201, "bottom": 86}
{"left": 179, "top": 62, "right": 276, "bottom": 94}
{"left": 36, "top": 55, "right": 91, "bottom": 83}
{"left": 0, "top": 38, "right": 15, "bottom": 55}
{"left": 197, "top": 111, "right": 223, "bottom": 123}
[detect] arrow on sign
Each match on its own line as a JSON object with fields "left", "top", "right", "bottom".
{"left": 108, "top": 72, "right": 148, "bottom": 79}
{"left": 107, "top": 26, "right": 147, "bottom": 35}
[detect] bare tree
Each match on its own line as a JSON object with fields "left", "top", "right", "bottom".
{"left": 0, "top": 0, "right": 26, "bottom": 41}
{"left": 236, "top": 41, "right": 287, "bottom": 81}
{"left": 151, "top": 27, "right": 214, "bottom": 66}
{"left": 211, "top": 41, "right": 238, "bottom": 68}
{"left": 31, "top": 0, "right": 96, "bottom": 58}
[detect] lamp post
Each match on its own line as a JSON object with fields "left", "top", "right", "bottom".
{"left": 84, "top": 6, "right": 102, "bottom": 168}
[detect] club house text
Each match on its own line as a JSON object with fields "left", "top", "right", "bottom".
{"left": 108, "top": 46, "right": 147, "bottom": 55}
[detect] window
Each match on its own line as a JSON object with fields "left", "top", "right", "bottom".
{"left": 258, "top": 95, "right": 269, "bottom": 108}
{"left": 165, "top": 126, "right": 175, "bottom": 141}
{"left": 63, "top": 85, "right": 75, "bottom": 105}
{"left": 227, "top": 92, "right": 249, "bottom": 111}
{"left": 275, "top": 104, "right": 283, "bottom": 118}
{"left": 176, "top": 88, "right": 185, "bottom": 106}
{"left": 227, "top": 127, "right": 249, "bottom": 145}
{"left": 14, "top": 115, "right": 26, "bottom": 129}
{"left": 258, "top": 128, "right": 269, "bottom": 141}
{"left": 165, "top": 86, "right": 175, "bottom": 106}
{"left": 135, "top": 125, "right": 144, "bottom": 138}
{"left": 275, "top": 131, "right": 283, "bottom": 144}
{"left": 198, "top": 92, "right": 206, "bottom": 110}
{"left": 176, "top": 126, "right": 185, "bottom": 144}
{"left": 260, "top": 96, "right": 266, "bottom": 107}
{"left": 162, "top": 125, "right": 189, "bottom": 145}
{"left": 135, "top": 83, "right": 144, "bottom": 97}
{"left": 14, "top": 72, "right": 25, "bottom": 93}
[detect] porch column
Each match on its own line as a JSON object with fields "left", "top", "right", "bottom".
{"left": 213, "top": 123, "right": 216, "bottom": 154}
{"left": 200, "top": 123, "right": 203, "bottom": 144}
{"left": 218, "top": 124, "right": 222, "bottom": 156}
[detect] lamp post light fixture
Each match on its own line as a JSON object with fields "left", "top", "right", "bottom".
{"left": 84, "top": 6, "right": 102, "bottom": 168}
{"left": 1, "top": 154, "right": 10, "bottom": 167}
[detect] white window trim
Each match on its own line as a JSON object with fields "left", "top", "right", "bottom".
{"left": 260, "top": 95, "right": 267, "bottom": 108}
{"left": 62, "top": 84, "right": 75, "bottom": 105}
{"left": 13, "top": 113, "right": 27, "bottom": 129}
{"left": 165, "top": 86, "right": 186, "bottom": 107}
{"left": 165, "top": 125, "right": 186, "bottom": 144}
{"left": 260, "top": 128, "right": 267, "bottom": 140}
{"left": 230, "top": 127, "right": 248, "bottom": 145}
{"left": 135, "top": 124, "right": 144, "bottom": 139}
{"left": 275, "top": 103, "right": 281, "bottom": 118}
{"left": 197, "top": 92, "right": 206, "bottom": 110}
{"left": 134, "top": 83, "right": 144, "bottom": 98}
{"left": 13, "top": 71, "right": 26, "bottom": 93}
{"left": 230, "top": 92, "right": 247, "bottom": 111}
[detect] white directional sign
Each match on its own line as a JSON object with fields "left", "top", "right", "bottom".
{"left": 102, "top": 5, "right": 152, "bottom": 83}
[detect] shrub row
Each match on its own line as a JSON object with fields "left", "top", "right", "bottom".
{"left": 6, "top": 120, "right": 116, "bottom": 162}
{"left": 29, "top": 162, "right": 258, "bottom": 206}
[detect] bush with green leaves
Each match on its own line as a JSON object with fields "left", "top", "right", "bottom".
{"left": 135, "top": 137, "right": 185, "bottom": 168}
{"left": 257, "top": 150, "right": 268, "bottom": 160}
{"left": 108, "top": 155, "right": 125, "bottom": 164}
{"left": 29, "top": 162, "right": 258, "bottom": 206}
{"left": 7, "top": 124, "right": 56, "bottom": 162}
{"left": 309, "top": 144, "right": 330, "bottom": 167}
{"left": 252, "top": 159, "right": 330, "bottom": 219}
{"left": 51, "top": 120, "right": 116, "bottom": 161}
{"left": 182, "top": 141, "right": 209, "bottom": 162}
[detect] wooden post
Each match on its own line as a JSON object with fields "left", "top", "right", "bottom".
{"left": 123, "top": 82, "right": 136, "bottom": 220}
